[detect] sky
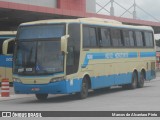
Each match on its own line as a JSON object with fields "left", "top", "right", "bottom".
{"left": 96, "top": 0, "right": 160, "bottom": 22}
{"left": 96, "top": 0, "right": 160, "bottom": 39}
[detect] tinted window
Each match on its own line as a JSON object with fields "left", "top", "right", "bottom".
{"left": 83, "top": 27, "right": 90, "bottom": 47}
{"left": 100, "top": 28, "right": 111, "bottom": 47}
{"left": 129, "top": 31, "right": 135, "bottom": 46}
{"left": 83, "top": 26, "right": 97, "bottom": 48}
{"left": 135, "top": 31, "right": 143, "bottom": 47}
{"left": 123, "top": 30, "right": 130, "bottom": 47}
{"left": 7, "top": 40, "right": 15, "bottom": 54}
{"left": 67, "top": 24, "right": 80, "bottom": 75}
{"left": 144, "top": 32, "right": 154, "bottom": 47}
{"left": 89, "top": 28, "right": 97, "bottom": 47}
{"left": 0, "top": 39, "right": 6, "bottom": 54}
{"left": 18, "top": 25, "right": 65, "bottom": 40}
{"left": 111, "top": 29, "right": 122, "bottom": 47}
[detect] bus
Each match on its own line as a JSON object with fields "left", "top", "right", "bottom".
{"left": 13, "top": 18, "right": 156, "bottom": 100}
{"left": 156, "top": 52, "right": 160, "bottom": 69}
{"left": 0, "top": 31, "right": 16, "bottom": 85}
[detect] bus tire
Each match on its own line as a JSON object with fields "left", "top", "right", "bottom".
{"left": 35, "top": 94, "right": 48, "bottom": 101}
{"left": 129, "top": 72, "right": 138, "bottom": 89}
{"left": 78, "top": 77, "right": 89, "bottom": 99}
{"left": 137, "top": 71, "right": 145, "bottom": 88}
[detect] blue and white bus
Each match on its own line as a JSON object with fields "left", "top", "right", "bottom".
{"left": 13, "top": 18, "right": 156, "bottom": 100}
{"left": 0, "top": 31, "right": 16, "bottom": 85}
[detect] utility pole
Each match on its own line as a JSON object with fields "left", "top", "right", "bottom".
{"left": 133, "top": 0, "right": 137, "bottom": 19}
{"left": 110, "top": 0, "right": 114, "bottom": 16}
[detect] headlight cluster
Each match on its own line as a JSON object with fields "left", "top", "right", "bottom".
{"left": 13, "top": 78, "right": 22, "bottom": 83}
{"left": 50, "top": 77, "right": 64, "bottom": 83}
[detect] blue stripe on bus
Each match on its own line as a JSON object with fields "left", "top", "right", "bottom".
{"left": 0, "top": 55, "right": 13, "bottom": 68}
{"left": 13, "top": 70, "right": 155, "bottom": 94}
{"left": 82, "top": 52, "right": 155, "bottom": 68}
{"left": 140, "top": 52, "right": 156, "bottom": 57}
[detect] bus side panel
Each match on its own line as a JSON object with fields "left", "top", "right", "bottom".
{"left": 66, "top": 79, "right": 82, "bottom": 93}
{"left": 90, "top": 73, "right": 132, "bottom": 89}
{"left": 0, "top": 55, "right": 13, "bottom": 83}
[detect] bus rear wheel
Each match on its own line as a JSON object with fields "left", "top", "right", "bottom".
{"left": 137, "top": 72, "right": 145, "bottom": 88}
{"left": 78, "top": 77, "right": 89, "bottom": 99}
{"left": 130, "top": 72, "right": 138, "bottom": 89}
{"left": 35, "top": 94, "right": 48, "bottom": 101}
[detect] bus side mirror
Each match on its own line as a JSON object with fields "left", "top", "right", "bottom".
{"left": 2, "top": 38, "right": 15, "bottom": 55}
{"left": 61, "top": 35, "right": 69, "bottom": 54}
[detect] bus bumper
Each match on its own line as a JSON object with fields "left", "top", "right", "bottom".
{"left": 13, "top": 79, "right": 82, "bottom": 94}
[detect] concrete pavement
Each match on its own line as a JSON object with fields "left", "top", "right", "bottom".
{"left": 0, "top": 71, "right": 159, "bottom": 102}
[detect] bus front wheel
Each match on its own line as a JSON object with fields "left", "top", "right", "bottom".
{"left": 35, "top": 94, "right": 48, "bottom": 101}
{"left": 78, "top": 77, "right": 89, "bottom": 99}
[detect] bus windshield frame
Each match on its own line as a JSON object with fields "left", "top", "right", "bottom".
{"left": 13, "top": 24, "right": 66, "bottom": 76}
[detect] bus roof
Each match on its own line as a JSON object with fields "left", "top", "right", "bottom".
{"left": 20, "top": 18, "right": 153, "bottom": 31}
{"left": 0, "top": 31, "right": 17, "bottom": 35}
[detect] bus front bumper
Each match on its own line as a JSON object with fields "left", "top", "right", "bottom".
{"left": 13, "top": 79, "right": 82, "bottom": 94}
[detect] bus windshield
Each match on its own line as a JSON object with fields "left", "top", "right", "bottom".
{"left": 14, "top": 24, "right": 65, "bottom": 75}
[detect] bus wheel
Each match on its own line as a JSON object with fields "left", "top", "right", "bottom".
{"left": 130, "top": 72, "right": 138, "bottom": 89}
{"left": 35, "top": 94, "right": 48, "bottom": 101}
{"left": 78, "top": 77, "right": 89, "bottom": 99}
{"left": 137, "top": 72, "right": 145, "bottom": 88}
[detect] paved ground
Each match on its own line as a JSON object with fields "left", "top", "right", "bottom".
{"left": 0, "top": 72, "right": 159, "bottom": 119}
{"left": 0, "top": 72, "right": 159, "bottom": 112}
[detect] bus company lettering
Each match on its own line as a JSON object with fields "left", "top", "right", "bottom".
{"left": 105, "top": 53, "right": 129, "bottom": 59}
{"left": 115, "top": 53, "right": 128, "bottom": 58}
{"left": 6, "top": 58, "right": 12, "bottom": 62}
{"left": 105, "top": 53, "right": 114, "bottom": 59}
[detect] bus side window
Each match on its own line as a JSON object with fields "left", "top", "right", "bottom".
{"left": 129, "top": 31, "right": 135, "bottom": 47}
{"left": 100, "top": 28, "right": 111, "bottom": 47}
{"left": 89, "top": 27, "right": 97, "bottom": 48}
{"left": 135, "top": 31, "right": 143, "bottom": 47}
{"left": 144, "top": 32, "right": 154, "bottom": 47}
{"left": 111, "top": 29, "right": 122, "bottom": 47}
{"left": 122, "top": 30, "right": 130, "bottom": 47}
{"left": 7, "top": 40, "right": 15, "bottom": 54}
{"left": 83, "top": 26, "right": 90, "bottom": 48}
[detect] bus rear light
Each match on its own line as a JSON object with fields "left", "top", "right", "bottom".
{"left": 13, "top": 78, "right": 21, "bottom": 83}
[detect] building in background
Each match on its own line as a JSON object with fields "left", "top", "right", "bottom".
{"left": 0, "top": 0, "right": 160, "bottom": 33}
{"left": 0, "top": 0, "right": 96, "bottom": 30}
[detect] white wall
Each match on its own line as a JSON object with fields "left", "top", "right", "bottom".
{"left": 0, "top": 0, "right": 57, "bottom": 8}
{"left": 86, "top": 0, "right": 96, "bottom": 13}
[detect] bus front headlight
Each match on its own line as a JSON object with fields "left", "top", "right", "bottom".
{"left": 13, "top": 78, "right": 22, "bottom": 83}
{"left": 50, "top": 77, "right": 64, "bottom": 83}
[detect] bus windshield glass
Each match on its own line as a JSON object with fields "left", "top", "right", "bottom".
{"left": 18, "top": 24, "right": 65, "bottom": 40}
{"left": 14, "top": 24, "right": 65, "bottom": 75}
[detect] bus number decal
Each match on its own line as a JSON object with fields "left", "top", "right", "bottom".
{"left": 87, "top": 54, "right": 93, "bottom": 60}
